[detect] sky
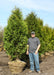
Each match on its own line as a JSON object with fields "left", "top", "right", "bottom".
{"left": 0, "top": 0, "right": 54, "bottom": 29}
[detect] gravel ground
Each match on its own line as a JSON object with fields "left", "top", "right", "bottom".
{"left": 0, "top": 51, "right": 12, "bottom": 75}
{"left": 0, "top": 51, "right": 54, "bottom": 75}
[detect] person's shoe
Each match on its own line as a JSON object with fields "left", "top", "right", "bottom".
{"left": 29, "top": 70, "right": 34, "bottom": 73}
{"left": 37, "top": 71, "right": 41, "bottom": 73}
{"left": 26, "top": 70, "right": 34, "bottom": 74}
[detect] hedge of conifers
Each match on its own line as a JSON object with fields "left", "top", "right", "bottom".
{"left": 3, "top": 7, "right": 54, "bottom": 61}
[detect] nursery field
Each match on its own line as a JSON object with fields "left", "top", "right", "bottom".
{"left": 0, "top": 50, "right": 54, "bottom": 75}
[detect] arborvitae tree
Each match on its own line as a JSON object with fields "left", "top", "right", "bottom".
{"left": 51, "top": 29, "right": 54, "bottom": 51}
{"left": 39, "top": 25, "right": 53, "bottom": 55}
{"left": 3, "top": 8, "right": 28, "bottom": 60}
{"left": 25, "top": 12, "right": 36, "bottom": 37}
{"left": 25, "top": 12, "right": 43, "bottom": 38}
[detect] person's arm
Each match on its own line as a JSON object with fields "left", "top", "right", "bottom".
{"left": 26, "top": 39, "right": 29, "bottom": 55}
{"left": 35, "top": 44, "right": 41, "bottom": 54}
{"left": 35, "top": 38, "right": 41, "bottom": 54}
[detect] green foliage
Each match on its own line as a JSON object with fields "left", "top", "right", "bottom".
{"left": 3, "top": 8, "right": 28, "bottom": 60}
{"left": 25, "top": 12, "right": 43, "bottom": 38}
{"left": 39, "top": 26, "right": 52, "bottom": 53}
{"left": 3, "top": 8, "right": 54, "bottom": 61}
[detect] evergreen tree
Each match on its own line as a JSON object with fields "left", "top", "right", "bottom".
{"left": 3, "top": 8, "right": 28, "bottom": 60}
{"left": 39, "top": 25, "right": 53, "bottom": 55}
{"left": 25, "top": 12, "right": 43, "bottom": 38}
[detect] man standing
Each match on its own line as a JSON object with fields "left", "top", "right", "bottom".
{"left": 26, "top": 31, "right": 41, "bottom": 73}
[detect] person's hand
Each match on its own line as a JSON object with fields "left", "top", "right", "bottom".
{"left": 35, "top": 50, "right": 38, "bottom": 54}
{"left": 26, "top": 50, "right": 29, "bottom": 55}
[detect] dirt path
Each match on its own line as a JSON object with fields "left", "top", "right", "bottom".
{"left": 0, "top": 51, "right": 12, "bottom": 75}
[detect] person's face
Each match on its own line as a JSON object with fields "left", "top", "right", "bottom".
{"left": 31, "top": 34, "right": 35, "bottom": 37}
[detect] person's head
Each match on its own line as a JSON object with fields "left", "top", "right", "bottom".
{"left": 31, "top": 31, "right": 35, "bottom": 37}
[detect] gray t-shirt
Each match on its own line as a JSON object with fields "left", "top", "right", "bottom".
{"left": 27, "top": 37, "right": 40, "bottom": 53}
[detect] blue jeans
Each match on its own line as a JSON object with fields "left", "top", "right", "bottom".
{"left": 29, "top": 52, "right": 40, "bottom": 71}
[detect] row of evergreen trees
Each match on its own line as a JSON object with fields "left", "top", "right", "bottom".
{"left": 3, "top": 8, "right": 54, "bottom": 61}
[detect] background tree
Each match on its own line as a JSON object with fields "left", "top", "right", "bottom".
{"left": 39, "top": 25, "right": 53, "bottom": 55}
{"left": 51, "top": 29, "right": 54, "bottom": 51}
{"left": 25, "top": 12, "right": 43, "bottom": 38}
